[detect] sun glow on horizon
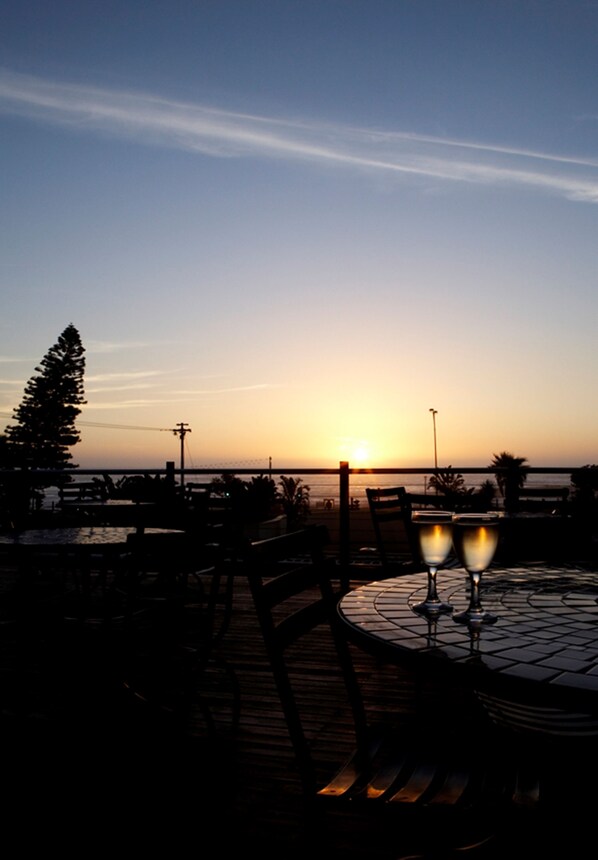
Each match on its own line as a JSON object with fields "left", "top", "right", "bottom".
{"left": 337, "top": 437, "right": 373, "bottom": 467}
{"left": 352, "top": 445, "right": 371, "bottom": 467}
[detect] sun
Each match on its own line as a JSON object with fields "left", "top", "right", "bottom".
{"left": 350, "top": 443, "right": 371, "bottom": 467}
{"left": 337, "top": 436, "right": 373, "bottom": 467}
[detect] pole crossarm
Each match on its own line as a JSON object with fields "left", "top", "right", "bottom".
{"left": 171, "top": 422, "right": 192, "bottom": 440}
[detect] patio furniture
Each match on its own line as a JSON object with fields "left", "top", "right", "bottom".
{"left": 363, "top": 486, "right": 425, "bottom": 576}
{"left": 244, "top": 526, "right": 522, "bottom": 857}
{"left": 122, "top": 529, "right": 240, "bottom": 735}
{"left": 338, "top": 565, "right": 598, "bottom": 854}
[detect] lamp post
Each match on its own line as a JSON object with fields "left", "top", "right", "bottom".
{"left": 429, "top": 409, "right": 438, "bottom": 471}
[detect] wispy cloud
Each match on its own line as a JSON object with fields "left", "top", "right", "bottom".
{"left": 86, "top": 339, "right": 169, "bottom": 355}
{"left": 84, "top": 367, "right": 214, "bottom": 399}
{"left": 174, "top": 383, "right": 281, "bottom": 395}
{"left": 1, "top": 68, "right": 598, "bottom": 202}
{"left": 87, "top": 383, "right": 158, "bottom": 393}
{"left": 82, "top": 381, "right": 280, "bottom": 408}
{"left": 83, "top": 398, "right": 198, "bottom": 410}
{"left": 86, "top": 370, "right": 167, "bottom": 383}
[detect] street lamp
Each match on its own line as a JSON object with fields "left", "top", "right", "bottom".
{"left": 429, "top": 409, "right": 438, "bottom": 471}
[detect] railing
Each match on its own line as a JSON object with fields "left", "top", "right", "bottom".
{"left": 1, "top": 461, "right": 581, "bottom": 562}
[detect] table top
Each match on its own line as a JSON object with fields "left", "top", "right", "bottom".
{"left": 0, "top": 526, "right": 184, "bottom": 548}
{"left": 338, "top": 565, "right": 598, "bottom": 711}
{"left": 60, "top": 499, "right": 154, "bottom": 507}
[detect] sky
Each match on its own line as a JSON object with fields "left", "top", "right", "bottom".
{"left": 1, "top": 0, "right": 597, "bottom": 472}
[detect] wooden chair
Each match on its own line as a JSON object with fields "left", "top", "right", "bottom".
{"left": 364, "top": 486, "right": 425, "bottom": 576}
{"left": 244, "top": 526, "right": 530, "bottom": 857}
{"left": 58, "top": 481, "right": 107, "bottom": 506}
{"left": 1, "top": 538, "right": 232, "bottom": 847}
{"left": 122, "top": 531, "right": 240, "bottom": 735}
{"left": 512, "top": 486, "right": 569, "bottom": 516}
{"left": 500, "top": 487, "right": 573, "bottom": 562}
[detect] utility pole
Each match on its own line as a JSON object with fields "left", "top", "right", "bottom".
{"left": 172, "top": 422, "right": 191, "bottom": 488}
{"left": 429, "top": 409, "right": 438, "bottom": 471}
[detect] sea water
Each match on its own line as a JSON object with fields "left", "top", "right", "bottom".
{"left": 40, "top": 469, "right": 573, "bottom": 509}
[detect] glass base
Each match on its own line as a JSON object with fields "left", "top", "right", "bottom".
{"left": 453, "top": 608, "right": 497, "bottom": 625}
{"left": 413, "top": 599, "right": 453, "bottom": 616}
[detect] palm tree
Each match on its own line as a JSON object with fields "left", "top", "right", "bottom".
{"left": 427, "top": 466, "right": 469, "bottom": 497}
{"left": 278, "top": 475, "right": 310, "bottom": 528}
{"left": 489, "top": 452, "right": 529, "bottom": 511}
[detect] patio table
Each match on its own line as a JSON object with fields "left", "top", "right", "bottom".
{"left": 0, "top": 525, "right": 183, "bottom": 549}
{"left": 338, "top": 564, "right": 598, "bottom": 713}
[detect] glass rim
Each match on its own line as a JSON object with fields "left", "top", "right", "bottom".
{"left": 452, "top": 512, "right": 500, "bottom": 521}
{"left": 411, "top": 509, "right": 454, "bottom": 519}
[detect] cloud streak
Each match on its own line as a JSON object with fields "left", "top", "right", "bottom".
{"left": 174, "top": 383, "right": 281, "bottom": 395}
{"left": 1, "top": 69, "right": 598, "bottom": 202}
{"left": 86, "top": 339, "right": 164, "bottom": 355}
{"left": 86, "top": 370, "right": 167, "bottom": 383}
{"left": 83, "top": 379, "right": 279, "bottom": 406}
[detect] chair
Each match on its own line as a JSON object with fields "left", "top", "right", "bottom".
{"left": 508, "top": 486, "right": 569, "bottom": 516}
{"left": 499, "top": 487, "right": 573, "bottom": 562}
{"left": 244, "top": 526, "right": 529, "bottom": 857}
{"left": 1, "top": 538, "right": 233, "bottom": 848}
{"left": 58, "top": 481, "right": 107, "bottom": 506}
{"left": 122, "top": 530, "right": 240, "bottom": 735}
{"left": 364, "top": 486, "right": 424, "bottom": 576}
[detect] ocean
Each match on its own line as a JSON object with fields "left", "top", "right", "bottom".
{"left": 40, "top": 468, "right": 575, "bottom": 509}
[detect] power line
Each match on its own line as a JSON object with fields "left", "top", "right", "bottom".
{"left": 79, "top": 421, "right": 172, "bottom": 431}
{"left": 0, "top": 412, "right": 169, "bottom": 432}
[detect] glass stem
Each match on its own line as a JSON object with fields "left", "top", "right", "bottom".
{"left": 427, "top": 566, "right": 439, "bottom": 602}
{"left": 469, "top": 571, "right": 482, "bottom": 613}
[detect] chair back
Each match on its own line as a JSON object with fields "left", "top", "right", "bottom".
{"left": 58, "top": 482, "right": 107, "bottom": 506}
{"left": 243, "top": 526, "right": 368, "bottom": 797}
{"left": 365, "top": 486, "right": 421, "bottom": 569}
{"left": 512, "top": 487, "right": 569, "bottom": 516}
{"left": 122, "top": 530, "right": 240, "bottom": 733}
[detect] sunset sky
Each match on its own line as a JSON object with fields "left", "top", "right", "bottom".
{"left": 1, "top": 1, "right": 597, "bottom": 471}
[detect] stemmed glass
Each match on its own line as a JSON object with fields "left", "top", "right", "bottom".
{"left": 411, "top": 510, "right": 454, "bottom": 616}
{"left": 452, "top": 513, "right": 500, "bottom": 625}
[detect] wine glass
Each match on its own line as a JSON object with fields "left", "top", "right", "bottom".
{"left": 452, "top": 513, "right": 500, "bottom": 625}
{"left": 411, "top": 510, "right": 454, "bottom": 616}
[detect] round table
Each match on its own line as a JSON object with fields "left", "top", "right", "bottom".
{"left": 0, "top": 526, "right": 183, "bottom": 549}
{"left": 338, "top": 565, "right": 598, "bottom": 714}
{"left": 57, "top": 499, "right": 160, "bottom": 526}
{"left": 0, "top": 526, "right": 189, "bottom": 629}
{"left": 0, "top": 526, "right": 187, "bottom": 599}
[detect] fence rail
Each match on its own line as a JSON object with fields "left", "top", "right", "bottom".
{"left": 1, "top": 462, "right": 582, "bottom": 562}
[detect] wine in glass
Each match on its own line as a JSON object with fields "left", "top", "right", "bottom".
{"left": 412, "top": 510, "right": 454, "bottom": 615}
{"left": 452, "top": 513, "right": 500, "bottom": 625}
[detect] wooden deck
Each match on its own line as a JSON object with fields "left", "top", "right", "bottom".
{"left": 1, "top": 542, "right": 587, "bottom": 856}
